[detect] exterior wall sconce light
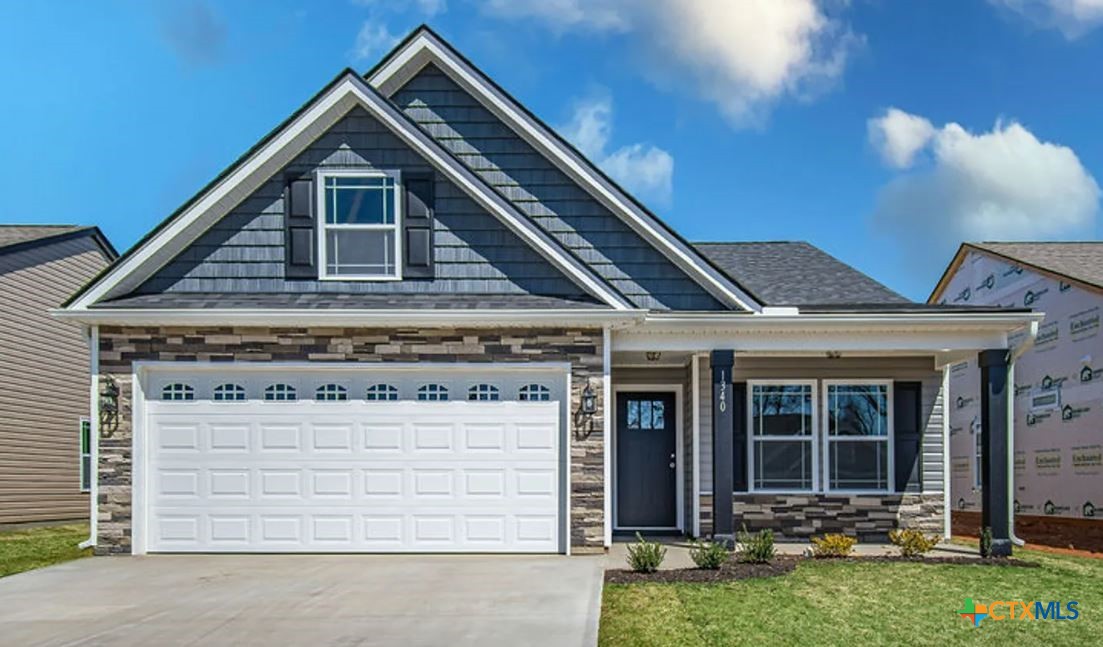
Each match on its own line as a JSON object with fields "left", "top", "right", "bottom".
{"left": 575, "top": 381, "right": 598, "bottom": 439}
{"left": 100, "top": 377, "right": 120, "bottom": 437}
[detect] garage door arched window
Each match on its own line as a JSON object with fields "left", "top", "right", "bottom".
{"left": 264, "top": 383, "right": 297, "bottom": 402}
{"left": 468, "top": 384, "right": 500, "bottom": 401}
{"left": 162, "top": 383, "right": 194, "bottom": 401}
{"left": 518, "top": 384, "right": 551, "bottom": 402}
{"left": 316, "top": 384, "right": 348, "bottom": 401}
{"left": 213, "top": 383, "right": 246, "bottom": 402}
{"left": 417, "top": 384, "right": 448, "bottom": 401}
{"left": 366, "top": 384, "right": 399, "bottom": 401}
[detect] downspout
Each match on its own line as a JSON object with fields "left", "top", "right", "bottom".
{"left": 79, "top": 325, "right": 99, "bottom": 551}
{"left": 602, "top": 325, "right": 612, "bottom": 548}
{"left": 1007, "top": 331, "right": 1036, "bottom": 548}
{"left": 942, "top": 365, "right": 951, "bottom": 540}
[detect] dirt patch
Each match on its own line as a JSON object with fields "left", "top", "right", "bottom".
{"left": 604, "top": 554, "right": 1037, "bottom": 584}
{"left": 605, "top": 556, "right": 799, "bottom": 584}
{"left": 953, "top": 511, "right": 1103, "bottom": 555}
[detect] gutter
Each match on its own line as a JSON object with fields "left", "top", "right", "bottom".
{"left": 52, "top": 308, "right": 647, "bottom": 328}
{"left": 642, "top": 311, "right": 1046, "bottom": 329}
{"left": 79, "top": 326, "right": 99, "bottom": 551}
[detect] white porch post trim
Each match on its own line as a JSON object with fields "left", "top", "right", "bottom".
{"left": 942, "top": 364, "right": 952, "bottom": 540}
{"left": 691, "top": 353, "right": 701, "bottom": 538}
{"left": 603, "top": 326, "right": 612, "bottom": 547}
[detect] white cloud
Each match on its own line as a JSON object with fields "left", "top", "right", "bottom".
{"left": 480, "top": 0, "right": 860, "bottom": 128}
{"left": 867, "top": 108, "right": 936, "bottom": 169}
{"left": 353, "top": 0, "right": 447, "bottom": 15}
{"left": 560, "top": 93, "right": 674, "bottom": 205}
{"left": 871, "top": 109, "right": 1101, "bottom": 269}
{"left": 990, "top": 0, "right": 1103, "bottom": 38}
{"left": 351, "top": 21, "right": 398, "bottom": 61}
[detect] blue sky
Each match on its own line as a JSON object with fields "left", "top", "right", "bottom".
{"left": 1, "top": 1, "right": 1101, "bottom": 301}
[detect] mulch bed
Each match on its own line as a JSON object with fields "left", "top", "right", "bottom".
{"left": 605, "top": 556, "right": 799, "bottom": 583}
{"left": 604, "top": 554, "right": 1037, "bottom": 584}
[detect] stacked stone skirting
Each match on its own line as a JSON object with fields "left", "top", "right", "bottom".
{"left": 698, "top": 493, "right": 944, "bottom": 540}
{"left": 95, "top": 326, "right": 605, "bottom": 555}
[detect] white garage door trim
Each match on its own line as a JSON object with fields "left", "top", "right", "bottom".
{"left": 130, "top": 361, "right": 572, "bottom": 555}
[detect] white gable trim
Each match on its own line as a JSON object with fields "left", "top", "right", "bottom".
{"left": 69, "top": 73, "right": 631, "bottom": 311}
{"left": 369, "top": 30, "right": 762, "bottom": 313}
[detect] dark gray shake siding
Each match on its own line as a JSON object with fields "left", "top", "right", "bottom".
{"left": 392, "top": 65, "right": 727, "bottom": 311}
{"left": 136, "top": 108, "right": 591, "bottom": 298}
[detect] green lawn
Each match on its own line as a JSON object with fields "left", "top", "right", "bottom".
{"left": 600, "top": 549, "right": 1100, "bottom": 646}
{"left": 0, "top": 523, "right": 91, "bottom": 578}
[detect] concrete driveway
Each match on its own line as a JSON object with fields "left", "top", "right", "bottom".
{"left": 0, "top": 554, "right": 605, "bottom": 647}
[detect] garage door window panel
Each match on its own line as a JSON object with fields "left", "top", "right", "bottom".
{"left": 316, "top": 384, "right": 349, "bottom": 401}
{"left": 366, "top": 384, "right": 399, "bottom": 401}
{"left": 418, "top": 384, "right": 449, "bottom": 401}
{"left": 265, "top": 384, "right": 298, "bottom": 402}
{"left": 162, "top": 383, "right": 195, "bottom": 401}
{"left": 468, "top": 384, "right": 500, "bottom": 401}
{"left": 213, "top": 383, "right": 247, "bottom": 402}
{"left": 518, "top": 384, "right": 551, "bottom": 402}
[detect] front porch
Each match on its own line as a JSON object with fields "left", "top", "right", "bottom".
{"left": 606, "top": 310, "right": 1041, "bottom": 555}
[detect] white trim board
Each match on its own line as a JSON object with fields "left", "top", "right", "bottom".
{"left": 368, "top": 28, "right": 761, "bottom": 313}
{"left": 67, "top": 72, "right": 631, "bottom": 312}
{"left": 611, "top": 384, "right": 684, "bottom": 532}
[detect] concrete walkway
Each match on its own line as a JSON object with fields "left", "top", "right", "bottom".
{"left": 0, "top": 554, "right": 605, "bottom": 647}
{"left": 607, "top": 538, "right": 979, "bottom": 570}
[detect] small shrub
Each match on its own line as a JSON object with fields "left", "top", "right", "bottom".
{"left": 980, "top": 526, "right": 993, "bottom": 558}
{"left": 810, "top": 533, "right": 857, "bottom": 558}
{"left": 689, "top": 540, "right": 730, "bottom": 570}
{"left": 888, "top": 528, "right": 941, "bottom": 557}
{"left": 625, "top": 532, "right": 666, "bottom": 573}
{"left": 736, "top": 525, "right": 775, "bottom": 563}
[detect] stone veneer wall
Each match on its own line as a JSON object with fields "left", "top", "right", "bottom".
{"left": 698, "top": 493, "right": 944, "bottom": 540}
{"left": 95, "top": 326, "right": 604, "bottom": 555}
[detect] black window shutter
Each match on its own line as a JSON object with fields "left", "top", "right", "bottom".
{"left": 893, "top": 381, "right": 923, "bottom": 492}
{"left": 403, "top": 173, "right": 435, "bottom": 279}
{"left": 285, "top": 177, "right": 317, "bottom": 279}
{"left": 732, "top": 382, "right": 748, "bottom": 492}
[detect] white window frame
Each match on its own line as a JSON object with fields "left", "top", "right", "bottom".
{"left": 519, "top": 383, "right": 551, "bottom": 402}
{"left": 821, "top": 379, "right": 894, "bottom": 494}
{"left": 79, "top": 417, "right": 91, "bottom": 493}
{"left": 747, "top": 379, "right": 818, "bottom": 494}
{"left": 365, "top": 383, "right": 399, "bottom": 401}
{"left": 417, "top": 383, "right": 449, "bottom": 401}
{"left": 316, "top": 168, "right": 403, "bottom": 281}
{"left": 213, "top": 383, "right": 247, "bottom": 402}
{"left": 468, "top": 383, "right": 500, "bottom": 401}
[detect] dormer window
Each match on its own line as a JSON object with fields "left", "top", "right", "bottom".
{"left": 318, "top": 170, "right": 401, "bottom": 280}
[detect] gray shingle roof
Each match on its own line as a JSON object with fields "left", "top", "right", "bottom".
{"left": 0, "top": 225, "right": 85, "bottom": 249}
{"left": 693, "top": 242, "right": 910, "bottom": 307}
{"left": 93, "top": 293, "right": 609, "bottom": 310}
{"left": 970, "top": 242, "right": 1103, "bottom": 291}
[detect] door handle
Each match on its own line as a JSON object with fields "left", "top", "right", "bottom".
{"left": 669, "top": 462, "right": 676, "bottom": 469}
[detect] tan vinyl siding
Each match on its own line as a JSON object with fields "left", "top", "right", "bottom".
{"left": 0, "top": 237, "right": 108, "bottom": 523}
{"left": 698, "top": 355, "right": 944, "bottom": 494}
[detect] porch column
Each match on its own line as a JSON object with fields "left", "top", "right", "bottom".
{"left": 979, "top": 349, "right": 1012, "bottom": 557}
{"left": 711, "top": 350, "right": 735, "bottom": 543}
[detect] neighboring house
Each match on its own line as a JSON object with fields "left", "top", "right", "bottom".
{"left": 59, "top": 26, "right": 1038, "bottom": 556}
{"left": 931, "top": 242, "right": 1103, "bottom": 549}
{"left": 0, "top": 226, "right": 116, "bottom": 525}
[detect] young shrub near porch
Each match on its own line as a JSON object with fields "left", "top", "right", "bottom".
{"left": 810, "top": 534, "right": 857, "bottom": 558}
{"left": 736, "top": 526, "right": 776, "bottom": 564}
{"left": 888, "top": 528, "right": 940, "bottom": 557}
{"left": 626, "top": 533, "right": 667, "bottom": 573}
{"left": 688, "top": 540, "right": 730, "bottom": 570}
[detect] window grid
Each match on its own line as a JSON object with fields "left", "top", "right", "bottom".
{"left": 749, "top": 383, "right": 815, "bottom": 492}
{"left": 366, "top": 384, "right": 399, "bottom": 401}
{"left": 213, "top": 383, "right": 247, "bottom": 402}
{"left": 518, "top": 383, "right": 551, "bottom": 402}
{"left": 161, "top": 383, "right": 195, "bottom": 401}
{"left": 264, "top": 383, "right": 298, "bottom": 402}
{"left": 318, "top": 172, "right": 401, "bottom": 279}
{"left": 417, "top": 384, "right": 449, "bottom": 401}
{"left": 824, "top": 383, "right": 890, "bottom": 492}
{"left": 315, "top": 384, "right": 349, "bottom": 401}
{"left": 468, "top": 384, "right": 500, "bottom": 401}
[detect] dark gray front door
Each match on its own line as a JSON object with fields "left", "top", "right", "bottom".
{"left": 616, "top": 392, "right": 677, "bottom": 528}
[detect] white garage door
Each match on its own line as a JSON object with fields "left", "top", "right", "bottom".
{"left": 141, "top": 368, "right": 564, "bottom": 553}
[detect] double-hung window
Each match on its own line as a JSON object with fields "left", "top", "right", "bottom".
{"left": 318, "top": 170, "right": 401, "bottom": 279}
{"left": 749, "top": 382, "right": 815, "bottom": 491}
{"left": 824, "top": 382, "right": 892, "bottom": 492}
